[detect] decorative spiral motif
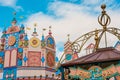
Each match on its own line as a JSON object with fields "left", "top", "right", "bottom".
{"left": 98, "top": 14, "right": 111, "bottom": 27}
{"left": 72, "top": 42, "right": 80, "bottom": 52}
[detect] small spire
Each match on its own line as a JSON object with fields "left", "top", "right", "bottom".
{"left": 34, "top": 23, "right": 37, "bottom": 33}
{"left": 67, "top": 34, "right": 70, "bottom": 41}
{"left": 11, "top": 12, "right": 17, "bottom": 26}
{"left": 49, "top": 26, "right": 52, "bottom": 35}
{"left": 42, "top": 28, "right": 46, "bottom": 41}
{"left": 32, "top": 23, "right": 38, "bottom": 36}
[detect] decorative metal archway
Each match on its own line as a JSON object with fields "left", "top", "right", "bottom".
{"left": 56, "top": 4, "right": 120, "bottom": 69}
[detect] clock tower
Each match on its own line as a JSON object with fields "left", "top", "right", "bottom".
{"left": 3, "top": 14, "right": 21, "bottom": 80}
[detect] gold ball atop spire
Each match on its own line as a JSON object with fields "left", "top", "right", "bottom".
{"left": 43, "top": 28, "right": 46, "bottom": 31}
{"left": 101, "top": 4, "right": 106, "bottom": 10}
{"left": 49, "top": 26, "right": 51, "bottom": 29}
{"left": 34, "top": 23, "right": 37, "bottom": 27}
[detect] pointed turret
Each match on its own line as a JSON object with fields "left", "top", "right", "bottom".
{"left": 32, "top": 23, "right": 38, "bottom": 36}
{"left": 11, "top": 12, "right": 17, "bottom": 26}
{"left": 41, "top": 28, "right": 46, "bottom": 48}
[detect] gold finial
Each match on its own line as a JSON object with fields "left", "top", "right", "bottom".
{"left": 34, "top": 23, "right": 37, "bottom": 27}
{"left": 49, "top": 26, "right": 52, "bottom": 35}
{"left": 67, "top": 34, "right": 70, "bottom": 41}
{"left": 43, "top": 28, "right": 46, "bottom": 31}
{"left": 49, "top": 26, "right": 51, "bottom": 29}
{"left": 98, "top": 4, "right": 111, "bottom": 27}
{"left": 42, "top": 28, "right": 46, "bottom": 35}
{"left": 101, "top": 4, "right": 106, "bottom": 10}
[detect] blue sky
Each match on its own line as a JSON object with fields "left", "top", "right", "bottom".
{"left": 0, "top": 0, "right": 120, "bottom": 58}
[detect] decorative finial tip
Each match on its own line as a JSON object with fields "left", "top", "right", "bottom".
{"left": 67, "top": 34, "right": 70, "bottom": 41}
{"left": 49, "top": 26, "right": 51, "bottom": 29}
{"left": 49, "top": 26, "right": 52, "bottom": 35}
{"left": 34, "top": 23, "right": 37, "bottom": 27}
{"left": 101, "top": 4, "right": 106, "bottom": 10}
{"left": 43, "top": 28, "right": 46, "bottom": 31}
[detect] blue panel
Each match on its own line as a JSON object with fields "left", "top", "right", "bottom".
{"left": 0, "top": 51, "right": 4, "bottom": 69}
{"left": 47, "top": 37, "right": 54, "bottom": 45}
{"left": 3, "top": 67, "right": 17, "bottom": 80}
{"left": 18, "top": 48, "right": 23, "bottom": 53}
{"left": 23, "top": 55, "right": 28, "bottom": 62}
{"left": 41, "top": 57, "right": 45, "bottom": 63}
{"left": 17, "top": 59, "right": 22, "bottom": 66}
{"left": 55, "top": 57, "right": 59, "bottom": 62}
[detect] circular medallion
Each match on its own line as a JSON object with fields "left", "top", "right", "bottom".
{"left": 8, "top": 36, "right": 16, "bottom": 46}
{"left": 66, "top": 54, "right": 72, "bottom": 61}
{"left": 30, "top": 37, "right": 40, "bottom": 47}
{"left": 46, "top": 52, "right": 55, "bottom": 67}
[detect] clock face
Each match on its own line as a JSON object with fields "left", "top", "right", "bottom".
{"left": 5, "top": 32, "right": 19, "bottom": 50}
{"left": 66, "top": 54, "right": 72, "bottom": 61}
{"left": 8, "top": 36, "right": 16, "bottom": 46}
{"left": 46, "top": 52, "right": 55, "bottom": 67}
{"left": 30, "top": 37, "right": 40, "bottom": 48}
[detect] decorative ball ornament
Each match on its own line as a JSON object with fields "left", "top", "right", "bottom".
{"left": 8, "top": 36, "right": 16, "bottom": 46}
{"left": 30, "top": 37, "right": 40, "bottom": 47}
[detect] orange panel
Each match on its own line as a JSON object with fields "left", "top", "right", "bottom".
{"left": 28, "top": 51, "right": 41, "bottom": 66}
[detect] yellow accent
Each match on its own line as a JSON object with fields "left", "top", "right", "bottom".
{"left": 34, "top": 23, "right": 37, "bottom": 27}
{"left": 26, "top": 27, "right": 31, "bottom": 30}
{"left": 30, "top": 37, "right": 40, "bottom": 47}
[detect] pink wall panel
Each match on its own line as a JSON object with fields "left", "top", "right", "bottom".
{"left": 10, "top": 49, "right": 17, "bottom": 66}
{"left": 4, "top": 51, "right": 10, "bottom": 67}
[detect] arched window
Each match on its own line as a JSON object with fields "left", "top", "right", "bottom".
{"left": 47, "top": 37, "right": 54, "bottom": 49}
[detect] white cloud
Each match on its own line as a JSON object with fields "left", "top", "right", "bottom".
{"left": 0, "top": 0, "right": 23, "bottom": 11}
{"left": 23, "top": 1, "right": 120, "bottom": 61}
{"left": 0, "top": 0, "right": 16, "bottom": 6}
